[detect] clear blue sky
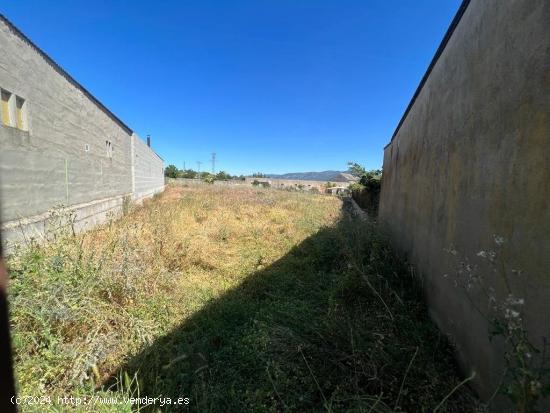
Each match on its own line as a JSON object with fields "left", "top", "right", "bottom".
{"left": 2, "top": 0, "right": 460, "bottom": 175}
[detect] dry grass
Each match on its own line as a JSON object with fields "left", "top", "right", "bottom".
{"left": 8, "top": 185, "right": 341, "bottom": 411}
{"left": 7, "top": 185, "right": 481, "bottom": 412}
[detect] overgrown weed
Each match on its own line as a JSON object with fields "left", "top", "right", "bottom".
{"left": 446, "top": 236, "right": 550, "bottom": 412}
{"left": 8, "top": 185, "right": 481, "bottom": 411}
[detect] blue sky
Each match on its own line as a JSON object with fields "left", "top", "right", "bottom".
{"left": 2, "top": 0, "right": 460, "bottom": 175}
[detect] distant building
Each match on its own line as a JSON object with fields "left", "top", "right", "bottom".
{"left": 325, "top": 186, "right": 350, "bottom": 196}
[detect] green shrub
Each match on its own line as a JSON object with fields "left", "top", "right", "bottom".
{"left": 203, "top": 174, "right": 215, "bottom": 184}
{"left": 347, "top": 162, "right": 382, "bottom": 215}
{"left": 164, "top": 164, "right": 179, "bottom": 178}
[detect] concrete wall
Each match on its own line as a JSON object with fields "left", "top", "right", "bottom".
{"left": 0, "top": 17, "right": 132, "bottom": 221}
{"left": 0, "top": 16, "right": 164, "bottom": 247}
{"left": 379, "top": 0, "right": 550, "bottom": 402}
{"left": 132, "top": 133, "right": 165, "bottom": 202}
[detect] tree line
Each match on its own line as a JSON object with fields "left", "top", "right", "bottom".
{"left": 164, "top": 164, "right": 246, "bottom": 181}
{"left": 347, "top": 162, "right": 382, "bottom": 214}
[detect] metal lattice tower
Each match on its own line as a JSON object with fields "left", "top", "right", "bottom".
{"left": 211, "top": 152, "right": 216, "bottom": 174}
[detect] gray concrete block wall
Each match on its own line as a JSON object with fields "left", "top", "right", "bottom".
{"left": 0, "top": 16, "right": 165, "bottom": 247}
{"left": 379, "top": 0, "right": 550, "bottom": 403}
{"left": 0, "top": 18, "right": 132, "bottom": 221}
{"left": 132, "top": 133, "right": 165, "bottom": 202}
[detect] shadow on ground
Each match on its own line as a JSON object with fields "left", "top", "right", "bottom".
{"left": 112, "top": 201, "right": 478, "bottom": 412}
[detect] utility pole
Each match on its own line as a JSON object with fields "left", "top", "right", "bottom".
{"left": 182, "top": 161, "right": 186, "bottom": 171}
{"left": 211, "top": 152, "right": 216, "bottom": 174}
{"left": 196, "top": 161, "right": 202, "bottom": 178}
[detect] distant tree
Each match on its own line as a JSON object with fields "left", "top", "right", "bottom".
{"left": 181, "top": 169, "right": 198, "bottom": 179}
{"left": 237, "top": 175, "right": 246, "bottom": 181}
{"left": 165, "top": 164, "right": 179, "bottom": 178}
{"left": 347, "top": 162, "right": 382, "bottom": 183}
{"left": 215, "top": 171, "right": 232, "bottom": 181}
{"left": 252, "top": 172, "right": 266, "bottom": 178}
{"left": 347, "top": 161, "right": 382, "bottom": 214}
{"left": 348, "top": 182, "right": 364, "bottom": 192}
{"left": 347, "top": 162, "right": 367, "bottom": 178}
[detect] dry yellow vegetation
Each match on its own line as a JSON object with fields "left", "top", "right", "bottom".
{"left": 8, "top": 184, "right": 478, "bottom": 412}
{"left": 8, "top": 185, "right": 341, "bottom": 410}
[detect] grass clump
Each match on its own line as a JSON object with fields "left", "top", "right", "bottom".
{"left": 8, "top": 185, "right": 480, "bottom": 411}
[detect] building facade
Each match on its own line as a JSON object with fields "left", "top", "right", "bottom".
{"left": 0, "top": 15, "right": 165, "bottom": 248}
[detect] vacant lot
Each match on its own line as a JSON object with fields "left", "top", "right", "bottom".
{"left": 8, "top": 185, "right": 479, "bottom": 412}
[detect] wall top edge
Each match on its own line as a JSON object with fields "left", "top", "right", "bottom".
{"left": 0, "top": 13, "right": 134, "bottom": 136}
{"left": 383, "top": 0, "right": 471, "bottom": 150}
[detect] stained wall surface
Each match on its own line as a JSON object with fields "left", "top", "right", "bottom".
{"left": 379, "top": 0, "right": 550, "bottom": 401}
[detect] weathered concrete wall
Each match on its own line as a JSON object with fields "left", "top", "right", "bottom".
{"left": 0, "top": 17, "right": 133, "bottom": 220}
{"left": 131, "top": 133, "right": 165, "bottom": 202}
{"left": 0, "top": 16, "right": 164, "bottom": 247}
{"left": 379, "top": 0, "right": 550, "bottom": 402}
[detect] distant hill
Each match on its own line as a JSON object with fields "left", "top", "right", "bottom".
{"left": 265, "top": 171, "right": 356, "bottom": 182}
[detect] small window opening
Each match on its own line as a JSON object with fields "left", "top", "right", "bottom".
{"left": 15, "top": 96, "right": 27, "bottom": 130}
{"left": 105, "top": 140, "right": 113, "bottom": 158}
{"left": 1, "top": 90, "right": 12, "bottom": 126}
